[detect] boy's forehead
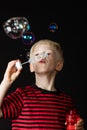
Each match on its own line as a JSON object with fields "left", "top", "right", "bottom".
{"left": 33, "top": 44, "right": 53, "bottom": 51}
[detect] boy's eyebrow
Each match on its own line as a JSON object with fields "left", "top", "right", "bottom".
{"left": 34, "top": 49, "right": 55, "bottom": 52}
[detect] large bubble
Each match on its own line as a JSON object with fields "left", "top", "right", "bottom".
{"left": 3, "top": 17, "right": 30, "bottom": 39}
{"left": 18, "top": 51, "right": 49, "bottom": 67}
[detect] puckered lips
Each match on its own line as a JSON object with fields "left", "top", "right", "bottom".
{"left": 39, "top": 60, "right": 46, "bottom": 63}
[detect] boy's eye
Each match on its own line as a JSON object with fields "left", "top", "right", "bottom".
{"left": 34, "top": 52, "right": 52, "bottom": 57}
{"left": 47, "top": 53, "right": 51, "bottom": 55}
{"left": 46, "top": 52, "right": 52, "bottom": 56}
{"left": 35, "top": 54, "right": 39, "bottom": 56}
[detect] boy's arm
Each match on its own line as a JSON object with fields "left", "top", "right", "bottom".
{"left": 0, "top": 60, "right": 22, "bottom": 118}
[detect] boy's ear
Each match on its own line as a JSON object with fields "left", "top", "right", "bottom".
{"left": 30, "top": 63, "right": 34, "bottom": 72}
{"left": 56, "top": 61, "right": 64, "bottom": 71}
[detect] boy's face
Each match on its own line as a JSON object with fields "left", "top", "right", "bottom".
{"left": 30, "top": 44, "right": 60, "bottom": 74}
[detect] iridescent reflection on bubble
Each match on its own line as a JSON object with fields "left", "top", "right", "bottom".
{"left": 3, "top": 17, "right": 30, "bottom": 39}
{"left": 48, "top": 22, "right": 58, "bottom": 32}
{"left": 22, "top": 31, "right": 35, "bottom": 46}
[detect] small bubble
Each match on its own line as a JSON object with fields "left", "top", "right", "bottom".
{"left": 48, "top": 22, "right": 58, "bottom": 32}
{"left": 21, "top": 31, "right": 35, "bottom": 46}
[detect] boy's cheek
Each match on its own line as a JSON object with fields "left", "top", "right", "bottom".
{"left": 30, "top": 64, "right": 34, "bottom": 72}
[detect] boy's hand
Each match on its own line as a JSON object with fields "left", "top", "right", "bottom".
{"left": 75, "top": 118, "right": 84, "bottom": 130}
{"left": 65, "top": 118, "right": 84, "bottom": 130}
{"left": 2, "top": 60, "right": 22, "bottom": 85}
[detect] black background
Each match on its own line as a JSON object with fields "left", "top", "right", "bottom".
{"left": 0, "top": 1, "right": 87, "bottom": 129}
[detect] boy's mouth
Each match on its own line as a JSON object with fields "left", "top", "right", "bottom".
{"left": 39, "top": 60, "right": 46, "bottom": 63}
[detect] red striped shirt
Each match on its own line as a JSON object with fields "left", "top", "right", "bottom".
{"left": 2, "top": 85, "right": 77, "bottom": 130}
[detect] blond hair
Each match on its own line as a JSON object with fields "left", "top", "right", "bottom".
{"left": 28, "top": 39, "right": 64, "bottom": 62}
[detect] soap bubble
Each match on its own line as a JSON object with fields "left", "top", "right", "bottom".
{"left": 48, "top": 22, "right": 58, "bottom": 32}
{"left": 21, "top": 31, "right": 35, "bottom": 46}
{"left": 3, "top": 17, "right": 30, "bottom": 39}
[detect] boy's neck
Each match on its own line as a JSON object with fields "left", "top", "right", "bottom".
{"left": 35, "top": 72, "right": 57, "bottom": 91}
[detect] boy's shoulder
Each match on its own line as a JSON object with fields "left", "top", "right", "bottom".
{"left": 16, "top": 85, "right": 33, "bottom": 92}
{"left": 59, "top": 89, "right": 73, "bottom": 100}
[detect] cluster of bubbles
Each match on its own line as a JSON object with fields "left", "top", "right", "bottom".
{"left": 3, "top": 17, "right": 58, "bottom": 46}
{"left": 3, "top": 17, "right": 29, "bottom": 39}
{"left": 3, "top": 17, "right": 35, "bottom": 46}
{"left": 3, "top": 17, "right": 58, "bottom": 62}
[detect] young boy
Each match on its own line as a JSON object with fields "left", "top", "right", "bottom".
{"left": 0, "top": 39, "right": 84, "bottom": 129}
